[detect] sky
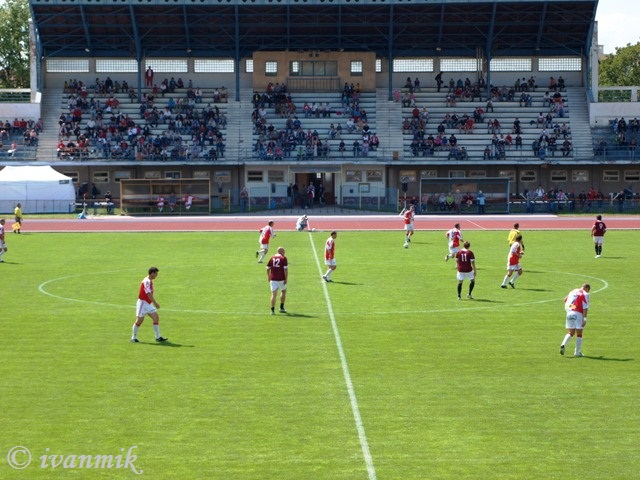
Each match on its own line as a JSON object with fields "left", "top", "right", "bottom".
{"left": 596, "top": 0, "right": 640, "bottom": 53}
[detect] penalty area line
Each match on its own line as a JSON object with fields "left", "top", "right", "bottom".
{"left": 309, "top": 233, "right": 377, "bottom": 480}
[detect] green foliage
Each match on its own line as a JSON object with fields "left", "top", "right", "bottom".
{"left": 0, "top": 0, "right": 31, "bottom": 88}
{"left": 0, "top": 229, "right": 638, "bottom": 479}
{"left": 598, "top": 89, "right": 632, "bottom": 102}
{"left": 599, "top": 42, "right": 640, "bottom": 87}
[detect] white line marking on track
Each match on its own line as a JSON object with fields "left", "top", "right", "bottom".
{"left": 309, "top": 233, "right": 377, "bottom": 480}
{"left": 466, "top": 219, "right": 487, "bottom": 230}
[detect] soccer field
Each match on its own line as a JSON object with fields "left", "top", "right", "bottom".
{"left": 1, "top": 228, "right": 638, "bottom": 479}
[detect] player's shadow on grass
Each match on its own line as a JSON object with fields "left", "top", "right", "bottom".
{"left": 325, "top": 281, "right": 360, "bottom": 286}
{"left": 149, "top": 341, "right": 194, "bottom": 348}
{"left": 578, "top": 355, "right": 634, "bottom": 362}
{"left": 280, "top": 313, "right": 317, "bottom": 319}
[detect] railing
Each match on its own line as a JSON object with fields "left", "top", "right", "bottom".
{"left": 31, "top": 144, "right": 595, "bottom": 164}
{"left": 0, "top": 89, "right": 31, "bottom": 102}
{"left": 593, "top": 146, "right": 638, "bottom": 162}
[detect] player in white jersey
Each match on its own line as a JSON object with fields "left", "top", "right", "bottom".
{"left": 560, "top": 283, "right": 590, "bottom": 357}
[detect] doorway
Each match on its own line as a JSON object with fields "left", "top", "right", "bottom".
{"left": 294, "top": 172, "right": 334, "bottom": 206}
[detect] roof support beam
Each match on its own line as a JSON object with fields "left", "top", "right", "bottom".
{"left": 129, "top": 5, "right": 143, "bottom": 95}
{"left": 535, "top": 2, "right": 548, "bottom": 51}
{"left": 485, "top": 1, "right": 497, "bottom": 94}
{"left": 79, "top": 5, "right": 92, "bottom": 54}
{"left": 183, "top": 5, "right": 191, "bottom": 54}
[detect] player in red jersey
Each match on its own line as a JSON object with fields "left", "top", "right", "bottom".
{"left": 560, "top": 283, "right": 590, "bottom": 357}
{"left": 455, "top": 241, "right": 476, "bottom": 300}
{"left": 131, "top": 267, "right": 167, "bottom": 343}
{"left": 0, "top": 218, "right": 7, "bottom": 262}
{"left": 591, "top": 214, "right": 607, "bottom": 258}
{"left": 266, "top": 246, "right": 288, "bottom": 315}
{"left": 501, "top": 234, "right": 523, "bottom": 288}
{"left": 256, "top": 220, "right": 276, "bottom": 263}
{"left": 401, "top": 204, "right": 415, "bottom": 247}
{"left": 322, "top": 231, "right": 338, "bottom": 282}
{"left": 445, "top": 223, "right": 463, "bottom": 261}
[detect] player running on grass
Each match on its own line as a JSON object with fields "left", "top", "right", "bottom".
{"left": 445, "top": 223, "right": 463, "bottom": 261}
{"left": 401, "top": 204, "right": 415, "bottom": 248}
{"left": 256, "top": 220, "right": 276, "bottom": 263}
{"left": 501, "top": 234, "right": 523, "bottom": 288}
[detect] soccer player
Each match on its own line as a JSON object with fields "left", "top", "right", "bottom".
{"left": 507, "top": 222, "right": 525, "bottom": 251}
{"left": 591, "top": 214, "right": 607, "bottom": 258}
{"left": 322, "top": 231, "right": 338, "bottom": 282}
{"left": 296, "top": 215, "right": 309, "bottom": 231}
{"left": 13, "top": 203, "right": 22, "bottom": 233}
{"left": 0, "top": 218, "right": 7, "bottom": 262}
{"left": 445, "top": 223, "right": 463, "bottom": 261}
{"left": 131, "top": 266, "right": 167, "bottom": 343}
{"left": 455, "top": 241, "right": 476, "bottom": 300}
{"left": 266, "top": 247, "right": 288, "bottom": 315}
{"left": 256, "top": 220, "right": 276, "bottom": 263}
{"left": 560, "top": 283, "right": 590, "bottom": 357}
{"left": 401, "top": 204, "right": 415, "bottom": 248}
{"left": 501, "top": 234, "right": 523, "bottom": 288}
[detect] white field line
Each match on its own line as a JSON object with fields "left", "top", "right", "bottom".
{"left": 309, "top": 233, "right": 377, "bottom": 480}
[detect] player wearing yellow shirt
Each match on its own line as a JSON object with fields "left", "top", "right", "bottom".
{"left": 14, "top": 203, "right": 22, "bottom": 234}
{"left": 507, "top": 222, "right": 524, "bottom": 251}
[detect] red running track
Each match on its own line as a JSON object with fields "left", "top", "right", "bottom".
{"left": 19, "top": 214, "right": 640, "bottom": 233}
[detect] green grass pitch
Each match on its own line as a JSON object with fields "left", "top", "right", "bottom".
{"left": 1, "top": 228, "right": 638, "bottom": 479}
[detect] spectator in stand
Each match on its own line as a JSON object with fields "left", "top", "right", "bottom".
{"left": 557, "top": 76, "right": 565, "bottom": 91}
{"left": 435, "top": 72, "right": 444, "bottom": 92}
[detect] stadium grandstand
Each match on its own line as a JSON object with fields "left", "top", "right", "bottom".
{"left": 1, "top": 0, "right": 638, "bottom": 213}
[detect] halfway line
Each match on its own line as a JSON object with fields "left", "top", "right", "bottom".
{"left": 309, "top": 233, "right": 377, "bottom": 480}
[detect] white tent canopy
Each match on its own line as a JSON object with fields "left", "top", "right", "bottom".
{"left": 0, "top": 166, "right": 76, "bottom": 213}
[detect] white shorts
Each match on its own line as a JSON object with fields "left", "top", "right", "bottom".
{"left": 449, "top": 246, "right": 460, "bottom": 255}
{"left": 259, "top": 242, "right": 269, "bottom": 251}
{"left": 136, "top": 299, "right": 157, "bottom": 317}
{"left": 404, "top": 224, "right": 414, "bottom": 232}
{"left": 507, "top": 263, "right": 521, "bottom": 271}
{"left": 593, "top": 236, "right": 604, "bottom": 245}
{"left": 0, "top": 240, "right": 6, "bottom": 250}
{"left": 270, "top": 280, "right": 287, "bottom": 292}
{"left": 325, "top": 259, "right": 336, "bottom": 267}
{"left": 457, "top": 271, "right": 475, "bottom": 281}
{"left": 565, "top": 311, "right": 585, "bottom": 330}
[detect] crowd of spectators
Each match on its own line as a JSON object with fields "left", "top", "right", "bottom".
{"left": 251, "top": 82, "right": 380, "bottom": 160}
{"left": 0, "top": 118, "right": 42, "bottom": 157}
{"left": 58, "top": 76, "right": 227, "bottom": 161}
{"left": 399, "top": 73, "right": 572, "bottom": 161}
{"left": 594, "top": 116, "right": 639, "bottom": 159}
{"left": 519, "top": 185, "right": 610, "bottom": 213}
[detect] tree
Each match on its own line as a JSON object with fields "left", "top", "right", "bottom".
{"left": 599, "top": 42, "right": 640, "bottom": 87}
{"left": 0, "top": 0, "right": 31, "bottom": 88}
